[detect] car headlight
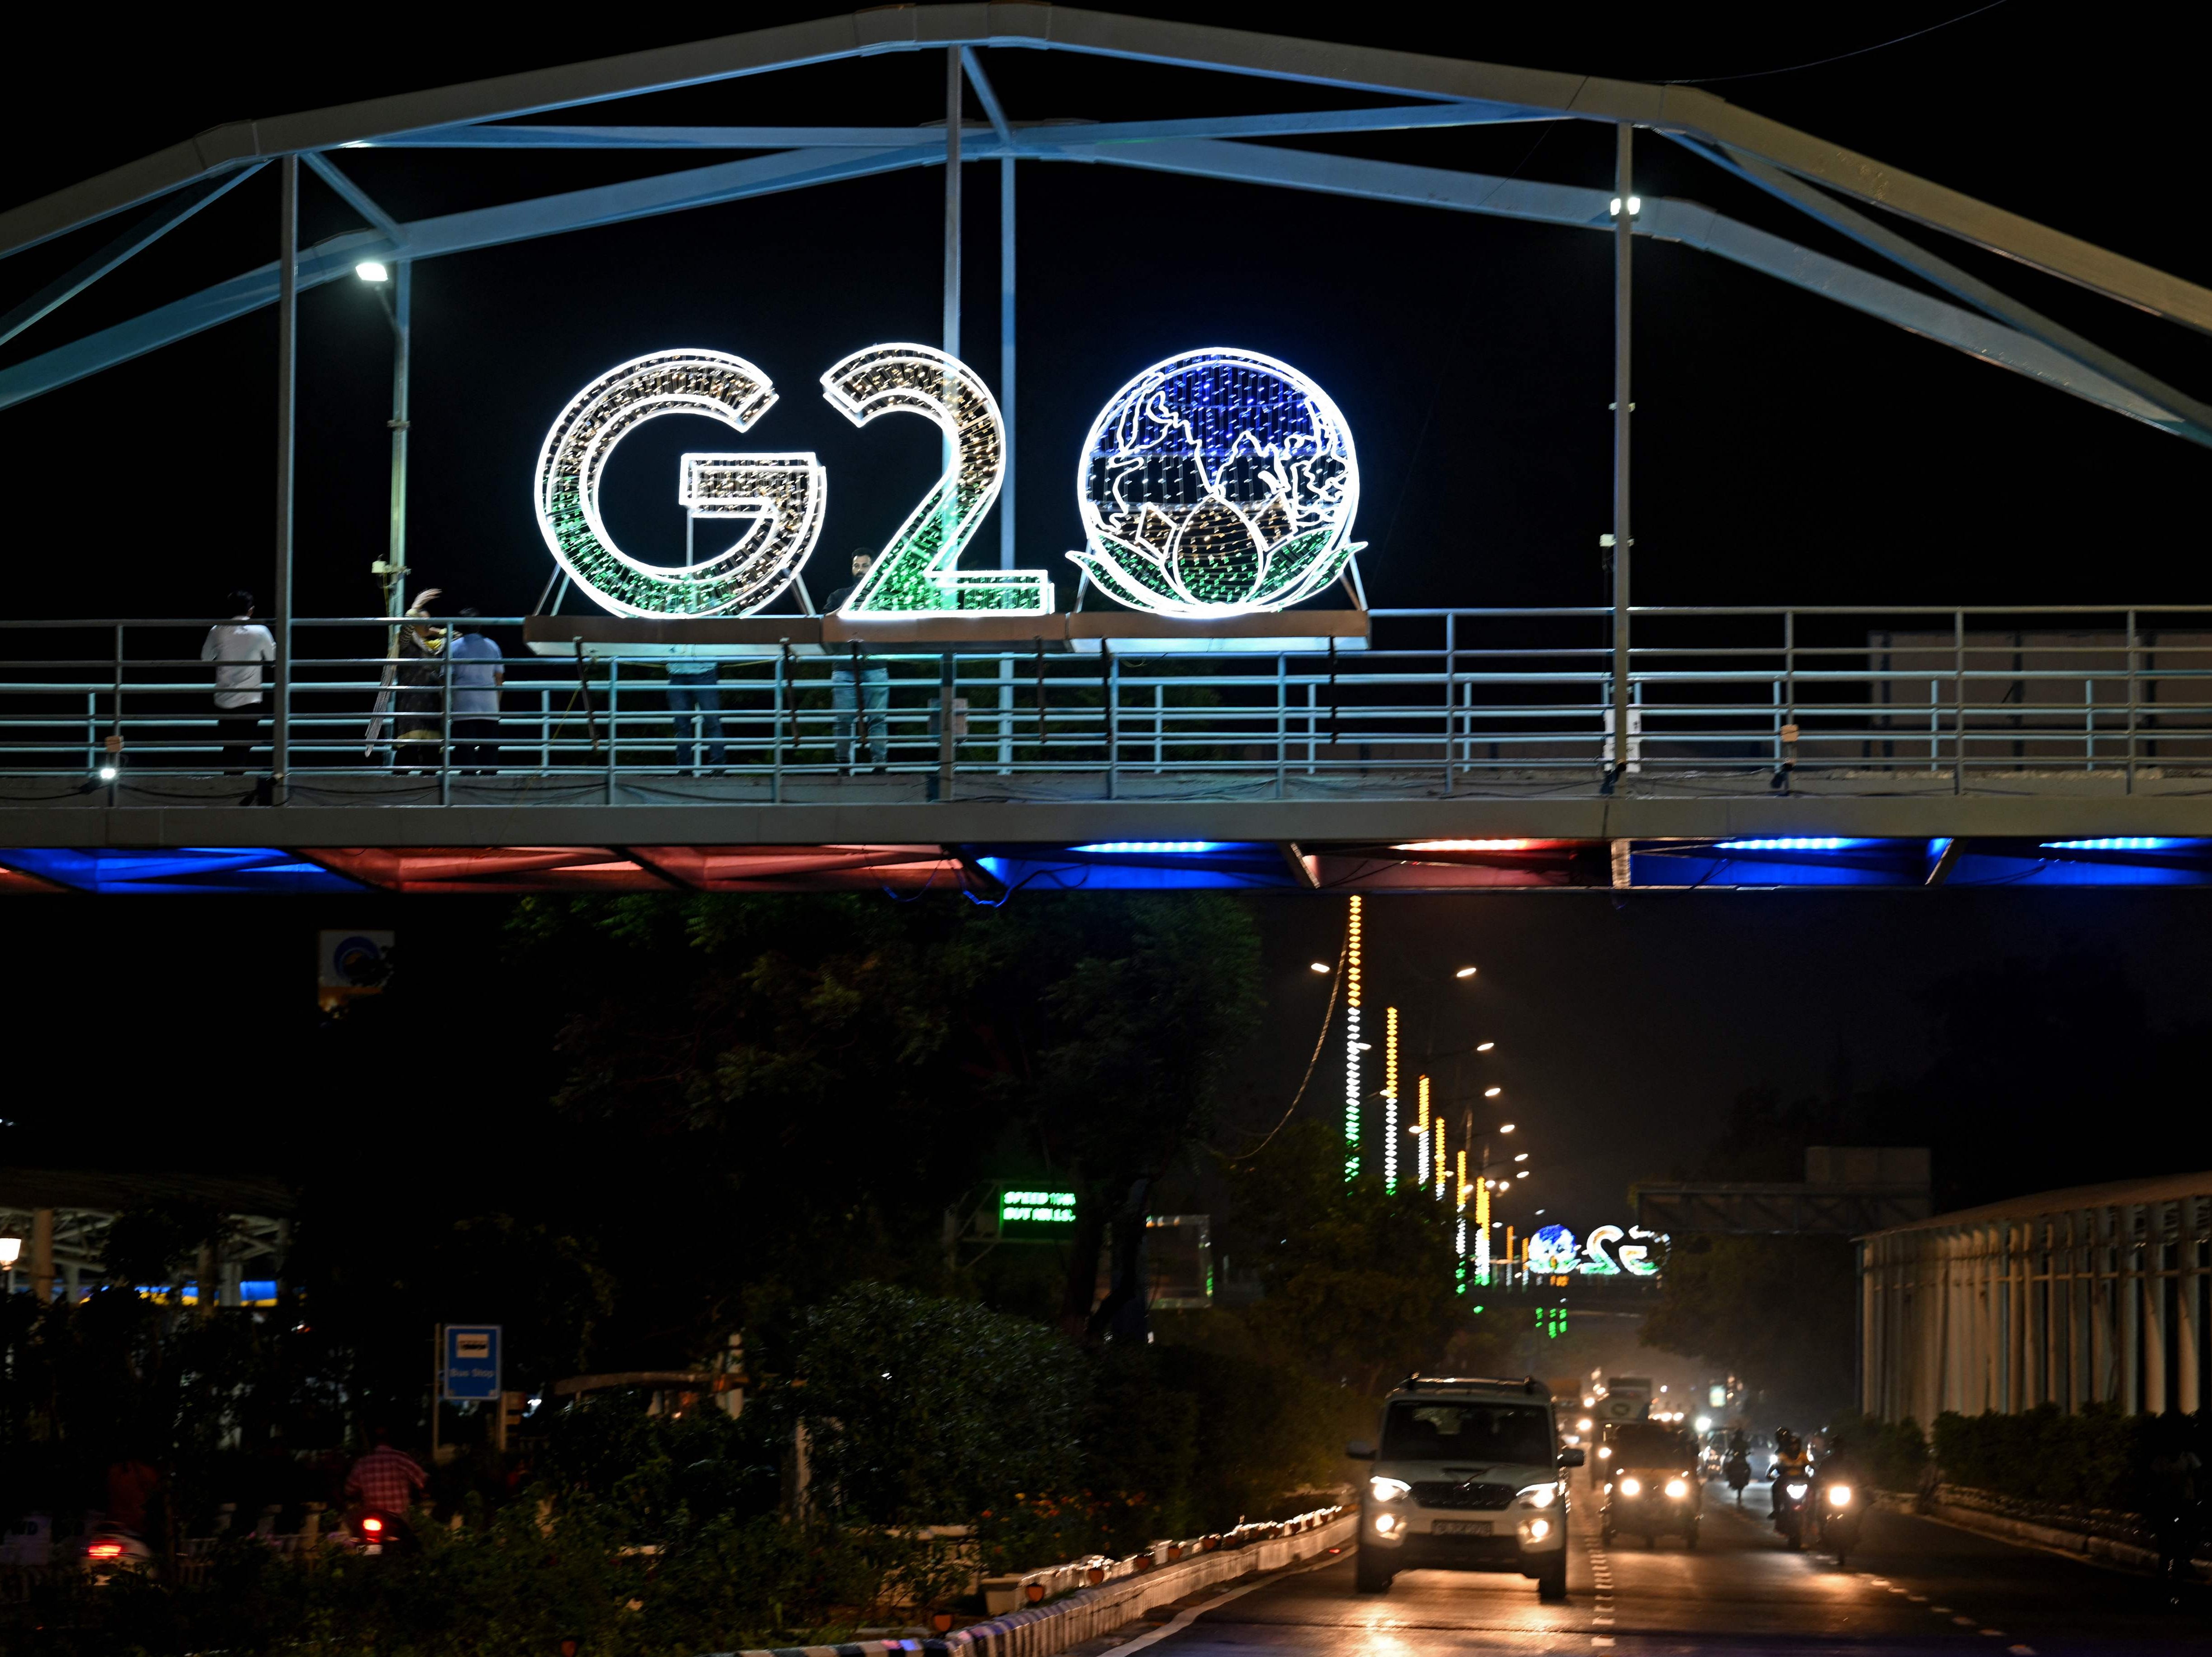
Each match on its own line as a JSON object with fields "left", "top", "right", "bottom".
{"left": 1827, "top": 1485, "right": 1852, "bottom": 1508}
{"left": 1515, "top": 1482, "right": 1560, "bottom": 1509}
{"left": 1373, "top": 1512, "right": 1400, "bottom": 1534}
{"left": 1524, "top": 1517, "right": 1551, "bottom": 1541}
{"left": 1369, "top": 1476, "right": 1410, "bottom": 1503}
{"left": 1618, "top": 1476, "right": 1641, "bottom": 1497}
{"left": 1577, "top": 1418, "right": 1594, "bottom": 1433}
{"left": 1786, "top": 1482, "right": 1809, "bottom": 1499}
{"left": 1596, "top": 1446, "right": 1611, "bottom": 1460}
{"left": 1664, "top": 1478, "right": 1688, "bottom": 1499}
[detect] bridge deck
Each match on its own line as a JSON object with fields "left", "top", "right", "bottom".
{"left": 5, "top": 606, "right": 2211, "bottom": 890}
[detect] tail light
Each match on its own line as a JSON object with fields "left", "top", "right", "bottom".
{"left": 88, "top": 1542, "right": 125, "bottom": 1559}
{"left": 361, "top": 1516, "right": 385, "bottom": 1534}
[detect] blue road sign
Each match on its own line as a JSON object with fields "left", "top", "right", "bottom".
{"left": 442, "top": 1324, "right": 502, "bottom": 1401}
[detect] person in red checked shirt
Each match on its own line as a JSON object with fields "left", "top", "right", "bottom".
{"left": 344, "top": 1426, "right": 428, "bottom": 1521}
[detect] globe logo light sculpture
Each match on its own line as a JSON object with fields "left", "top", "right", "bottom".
{"left": 1070, "top": 348, "right": 1364, "bottom": 616}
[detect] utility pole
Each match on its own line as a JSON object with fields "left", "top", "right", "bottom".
{"left": 1607, "top": 124, "right": 1634, "bottom": 793}
{"left": 272, "top": 155, "right": 298, "bottom": 804}
{"left": 943, "top": 48, "right": 962, "bottom": 362}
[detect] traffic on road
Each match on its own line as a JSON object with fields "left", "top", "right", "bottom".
{"left": 1129, "top": 1374, "right": 2202, "bottom": 1657}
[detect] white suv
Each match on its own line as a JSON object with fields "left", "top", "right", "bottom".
{"left": 1348, "top": 1375, "right": 1580, "bottom": 1600}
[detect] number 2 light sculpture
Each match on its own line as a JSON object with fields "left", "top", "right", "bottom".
{"left": 535, "top": 350, "right": 827, "bottom": 618}
{"left": 823, "top": 343, "right": 1049, "bottom": 616}
{"left": 1069, "top": 348, "right": 1363, "bottom": 616}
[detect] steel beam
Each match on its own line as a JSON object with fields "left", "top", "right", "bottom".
{"left": 10, "top": 796, "right": 2212, "bottom": 851}
{"left": 364, "top": 103, "right": 1549, "bottom": 149}
{"left": 300, "top": 152, "right": 406, "bottom": 243}
{"left": 6, "top": 3, "right": 2204, "bottom": 346}
{"left": 0, "top": 128, "right": 2191, "bottom": 444}
{"left": 1682, "top": 138, "right": 2212, "bottom": 439}
{"left": 0, "top": 144, "right": 938, "bottom": 412}
{"left": 1072, "top": 138, "right": 2199, "bottom": 438}
{"left": 0, "top": 168, "right": 259, "bottom": 349}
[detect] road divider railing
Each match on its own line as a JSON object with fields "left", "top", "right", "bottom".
{"left": 698, "top": 1507, "right": 1351, "bottom": 1657}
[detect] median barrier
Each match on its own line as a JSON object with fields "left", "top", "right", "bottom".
{"left": 698, "top": 1508, "right": 1352, "bottom": 1657}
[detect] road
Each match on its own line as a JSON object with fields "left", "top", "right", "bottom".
{"left": 1131, "top": 1479, "right": 2204, "bottom": 1657}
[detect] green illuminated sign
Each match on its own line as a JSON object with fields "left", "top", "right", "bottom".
{"left": 1000, "top": 1189, "right": 1077, "bottom": 1229}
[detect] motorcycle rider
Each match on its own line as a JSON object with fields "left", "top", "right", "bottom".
{"left": 1723, "top": 1428, "right": 1752, "bottom": 1503}
{"left": 1770, "top": 1427, "right": 1811, "bottom": 1520}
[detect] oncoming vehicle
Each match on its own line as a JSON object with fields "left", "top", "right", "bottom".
{"left": 1348, "top": 1375, "right": 1580, "bottom": 1601}
{"left": 1597, "top": 1421, "right": 1701, "bottom": 1548}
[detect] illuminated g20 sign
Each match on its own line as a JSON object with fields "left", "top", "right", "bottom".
{"left": 1528, "top": 1223, "right": 1668, "bottom": 1278}
{"left": 535, "top": 345, "right": 1361, "bottom": 621}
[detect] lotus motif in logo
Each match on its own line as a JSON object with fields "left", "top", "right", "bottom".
{"left": 1070, "top": 349, "right": 1363, "bottom": 616}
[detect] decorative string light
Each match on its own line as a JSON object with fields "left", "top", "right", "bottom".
{"left": 824, "top": 344, "right": 1051, "bottom": 616}
{"left": 535, "top": 349, "right": 824, "bottom": 617}
{"left": 1433, "top": 1118, "right": 1447, "bottom": 1203}
{"left": 1071, "top": 348, "right": 1364, "bottom": 616}
{"left": 1382, "top": 1006, "right": 1400, "bottom": 1194}
{"left": 1343, "top": 895, "right": 1362, "bottom": 1180}
{"left": 1415, "top": 1074, "right": 1431, "bottom": 1189}
{"left": 1469, "top": 1151, "right": 1487, "bottom": 1287}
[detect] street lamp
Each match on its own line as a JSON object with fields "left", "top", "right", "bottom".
{"left": 1454, "top": 965, "right": 1478, "bottom": 979}
{"left": 356, "top": 257, "right": 412, "bottom": 754}
{"left": 1484, "top": 1086, "right": 1503, "bottom": 1098}
{"left": 356, "top": 256, "right": 411, "bottom": 618}
{"left": 1309, "top": 961, "right": 1331, "bottom": 973}
{"left": 0, "top": 1234, "right": 19, "bottom": 1297}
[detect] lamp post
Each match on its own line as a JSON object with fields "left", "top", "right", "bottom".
{"left": 355, "top": 259, "right": 411, "bottom": 755}
{"left": 354, "top": 260, "right": 411, "bottom": 620}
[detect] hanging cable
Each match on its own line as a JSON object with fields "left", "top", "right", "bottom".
{"left": 1228, "top": 923, "right": 1347, "bottom": 1160}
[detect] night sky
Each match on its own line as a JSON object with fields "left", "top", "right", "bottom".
{"left": 3, "top": 6, "right": 2209, "bottom": 1222}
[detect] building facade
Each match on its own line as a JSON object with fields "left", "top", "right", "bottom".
{"left": 1858, "top": 1173, "right": 2212, "bottom": 1423}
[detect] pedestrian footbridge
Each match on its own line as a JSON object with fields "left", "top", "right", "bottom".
{"left": 4, "top": 605, "right": 2211, "bottom": 894}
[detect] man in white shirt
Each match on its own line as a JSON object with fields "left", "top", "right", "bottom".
{"left": 201, "top": 589, "right": 275, "bottom": 775}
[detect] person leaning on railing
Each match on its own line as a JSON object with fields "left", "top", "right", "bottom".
{"left": 392, "top": 588, "right": 447, "bottom": 774}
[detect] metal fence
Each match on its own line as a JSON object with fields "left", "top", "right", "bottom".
{"left": 2, "top": 606, "right": 2207, "bottom": 803}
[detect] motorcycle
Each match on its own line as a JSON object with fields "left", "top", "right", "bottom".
{"left": 1815, "top": 1476, "right": 1864, "bottom": 1567}
{"left": 1771, "top": 1469, "right": 1811, "bottom": 1551}
{"left": 334, "top": 1507, "right": 418, "bottom": 1557}
{"left": 1724, "top": 1452, "right": 1751, "bottom": 1505}
{"left": 71, "top": 1524, "right": 153, "bottom": 1585}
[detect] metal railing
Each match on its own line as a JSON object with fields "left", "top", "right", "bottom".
{"left": 0, "top": 606, "right": 2207, "bottom": 803}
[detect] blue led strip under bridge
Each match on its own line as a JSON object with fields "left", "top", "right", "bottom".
{"left": 0, "top": 848, "right": 367, "bottom": 895}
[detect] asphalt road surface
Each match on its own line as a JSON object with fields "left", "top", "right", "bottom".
{"left": 1132, "top": 1478, "right": 2206, "bottom": 1657}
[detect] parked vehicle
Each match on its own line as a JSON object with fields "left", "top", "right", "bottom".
{"left": 1348, "top": 1374, "right": 1580, "bottom": 1601}
{"left": 1596, "top": 1422, "right": 1701, "bottom": 1548}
